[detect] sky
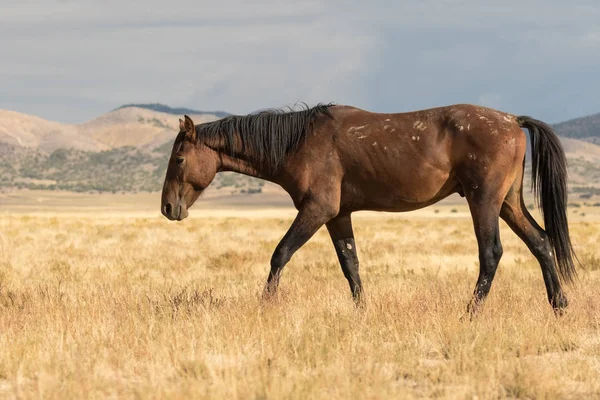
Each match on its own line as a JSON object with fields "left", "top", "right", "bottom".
{"left": 1, "top": 0, "right": 599, "bottom": 124}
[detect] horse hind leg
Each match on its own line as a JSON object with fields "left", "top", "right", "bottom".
{"left": 500, "top": 183, "right": 567, "bottom": 313}
{"left": 465, "top": 195, "right": 504, "bottom": 316}
{"left": 458, "top": 168, "right": 511, "bottom": 317}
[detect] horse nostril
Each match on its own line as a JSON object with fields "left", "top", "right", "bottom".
{"left": 164, "top": 203, "right": 172, "bottom": 215}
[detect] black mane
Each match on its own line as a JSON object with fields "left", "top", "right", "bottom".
{"left": 193, "top": 103, "right": 334, "bottom": 173}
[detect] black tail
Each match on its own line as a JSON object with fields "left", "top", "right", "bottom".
{"left": 518, "top": 116, "right": 578, "bottom": 284}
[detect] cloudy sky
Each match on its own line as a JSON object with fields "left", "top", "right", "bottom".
{"left": 1, "top": 0, "right": 599, "bottom": 123}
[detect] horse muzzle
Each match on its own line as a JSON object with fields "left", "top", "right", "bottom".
{"left": 161, "top": 201, "right": 189, "bottom": 221}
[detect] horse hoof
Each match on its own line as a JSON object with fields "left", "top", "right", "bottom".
{"left": 261, "top": 289, "right": 279, "bottom": 304}
{"left": 551, "top": 293, "right": 568, "bottom": 316}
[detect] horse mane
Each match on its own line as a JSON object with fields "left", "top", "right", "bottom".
{"left": 193, "top": 103, "right": 334, "bottom": 173}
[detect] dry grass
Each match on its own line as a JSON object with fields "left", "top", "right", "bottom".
{"left": 1, "top": 207, "right": 600, "bottom": 399}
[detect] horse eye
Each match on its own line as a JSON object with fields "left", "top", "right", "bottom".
{"left": 176, "top": 157, "right": 185, "bottom": 165}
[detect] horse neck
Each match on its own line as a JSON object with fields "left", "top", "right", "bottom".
{"left": 206, "top": 129, "right": 287, "bottom": 183}
{"left": 215, "top": 148, "right": 275, "bottom": 182}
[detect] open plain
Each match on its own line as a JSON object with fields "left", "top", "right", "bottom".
{"left": 1, "top": 191, "right": 600, "bottom": 399}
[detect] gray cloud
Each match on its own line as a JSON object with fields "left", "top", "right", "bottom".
{"left": 0, "top": 0, "right": 598, "bottom": 123}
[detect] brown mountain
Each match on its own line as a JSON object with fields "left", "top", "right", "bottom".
{"left": 553, "top": 112, "right": 600, "bottom": 144}
{"left": 0, "top": 109, "right": 102, "bottom": 152}
{"left": 0, "top": 105, "right": 222, "bottom": 152}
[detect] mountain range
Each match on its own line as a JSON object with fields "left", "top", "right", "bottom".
{"left": 1, "top": 103, "right": 599, "bottom": 198}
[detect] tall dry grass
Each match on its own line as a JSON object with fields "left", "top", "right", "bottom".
{"left": 1, "top": 210, "right": 599, "bottom": 399}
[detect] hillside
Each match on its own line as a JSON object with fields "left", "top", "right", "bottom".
{"left": 0, "top": 142, "right": 265, "bottom": 194}
{"left": 0, "top": 106, "right": 222, "bottom": 152}
{"left": 0, "top": 104, "right": 266, "bottom": 195}
{"left": 78, "top": 107, "right": 220, "bottom": 150}
{"left": 0, "top": 110, "right": 104, "bottom": 152}
{"left": 553, "top": 112, "right": 600, "bottom": 144}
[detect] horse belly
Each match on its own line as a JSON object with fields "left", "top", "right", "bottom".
{"left": 341, "top": 158, "right": 457, "bottom": 212}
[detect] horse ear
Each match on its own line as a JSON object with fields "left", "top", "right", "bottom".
{"left": 179, "top": 118, "right": 185, "bottom": 131}
{"left": 184, "top": 115, "right": 196, "bottom": 141}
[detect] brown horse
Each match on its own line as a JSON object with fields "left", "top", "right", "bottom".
{"left": 161, "top": 103, "right": 578, "bottom": 315}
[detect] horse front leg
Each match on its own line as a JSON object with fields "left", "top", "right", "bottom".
{"left": 263, "top": 200, "right": 339, "bottom": 299}
{"left": 326, "top": 214, "right": 364, "bottom": 304}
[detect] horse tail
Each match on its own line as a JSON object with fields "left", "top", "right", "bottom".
{"left": 517, "top": 116, "right": 578, "bottom": 284}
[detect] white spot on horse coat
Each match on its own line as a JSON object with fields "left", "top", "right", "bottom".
{"left": 467, "top": 124, "right": 470, "bottom": 131}
{"left": 549, "top": 251, "right": 553, "bottom": 256}
{"left": 358, "top": 135, "right": 368, "bottom": 139}
{"left": 468, "top": 153, "right": 477, "bottom": 160}
{"left": 347, "top": 125, "right": 367, "bottom": 134}
{"left": 503, "top": 116, "right": 512, "bottom": 122}
{"left": 411, "top": 136, "right": 416, "bottom": 141}
{"left": 384, "top": 118, "right": 391, "bottom": 122}
{"left": 372, "top": 142, "right": 378, "bottom": 146}
{"left": 413, "top": 121, "right": 427, "bottom": 131}
{"left": 346, "top": 243, "right": 353, "bottom": 250}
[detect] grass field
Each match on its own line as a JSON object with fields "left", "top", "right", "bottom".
{"left": 1, "top": 192, "right": 600, "bottom": 399}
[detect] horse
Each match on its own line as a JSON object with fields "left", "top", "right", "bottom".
{"left": 160, "top": 103, "right": 578, "bottom": 315}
